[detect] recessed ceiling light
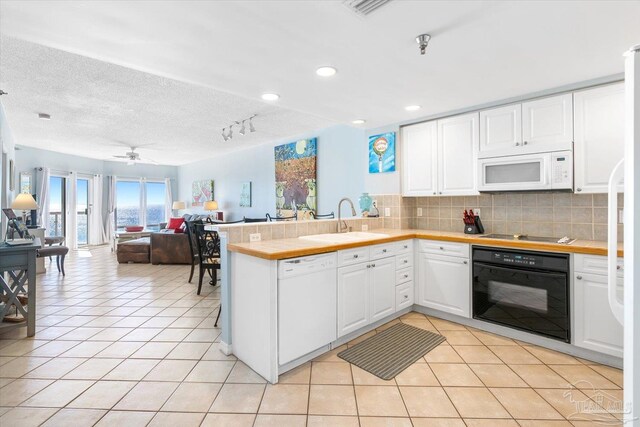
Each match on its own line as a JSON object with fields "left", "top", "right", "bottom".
{"left": 38, "top": 113, "right": 51, "bottom": 120}
{"left": 316, "top": 66, "right": 337, "bottom": 77}
{"left": 352, "top": 119, "right": 366, "bottom": 125}
{"left": 261, "top": 93, "right": 280, "bottom": 101}
{"left": 405, "top": 105, "right": 421, "bottom": 111}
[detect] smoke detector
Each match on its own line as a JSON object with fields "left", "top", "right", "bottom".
{"left": 343, "top": 0, "right": 392, "bottom": 16}
{"left": 416, "top": 34, "right": 431, "bottom": 55}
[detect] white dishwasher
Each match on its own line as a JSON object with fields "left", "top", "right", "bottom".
{"left": 278, "top": 252, "right": 337, "bottom": 365}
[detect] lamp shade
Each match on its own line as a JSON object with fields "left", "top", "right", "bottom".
{"left": 172, "top": 201, "right": 186, "bottom": 210}
{"left": 11, "top": 193, "right": 38, "bottom": 210}
{"left": 204, "top": 200, "right": 218, "bottom": 211}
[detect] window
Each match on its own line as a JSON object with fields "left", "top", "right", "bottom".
{"left": 145, "top": 181, "right": 166, "bottom": 229}
{"left": 115, "top": 179, "right": 167, "bottom": 231}
{"left": 48, "top": 176, "right": 66, "bottom": 237}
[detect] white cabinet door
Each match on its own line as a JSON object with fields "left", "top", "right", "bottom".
{"left": 437, "top": 112, "right": 479, "bottom": 196}
{"left": 417, "top": 253, "right": 471, "bottom": 317}
{"left": 401, "top": 121, "right": 438, "bottom": 196}
{"left": 573, "top": 272, "right": 624, "bottom": 358}
{"left": 574, "top": 83, "right": 625, "bottom": 194}
{"left": 337, "top": 264, "right": 370, "bottom": 337}
{"left": 479, "top": 104, "right": 522, "bottom": 158}
{"left": 522, "top": 93, "right": 573, "bottom": 153}
{"left": 369, "top": 257, "right": 396, "bottom": 323}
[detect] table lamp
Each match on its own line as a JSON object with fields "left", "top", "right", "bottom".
{"left": 172, "top": 201, "right": 186, "bottom": 216}
{"left": 11, "top": 193, "right": 38, "bottom": 222}
{"left": 204, "top": 200, "right": 219, "bottom": 221}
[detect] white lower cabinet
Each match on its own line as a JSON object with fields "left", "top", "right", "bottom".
{"left": 337, "top": 263, "right": 370, "bottom": 337}
{"left": 417, "top": 250, "right": 471, "bottom": 318}
{"left": 370, "top": 257, "right": 396, "bottom": 323}
{"left": 573, "top": 255, "right": 624, "bottom": 358}
{"left": 337, "top": 240, "right": 414, "bottom": 338}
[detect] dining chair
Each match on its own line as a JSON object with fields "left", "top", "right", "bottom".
{"left": 194, "top": 224, "right": 221, "bottom": 296}
{"left": 266, "top": 212, "right": 298, "bottom": 221}
{"left": 310, "top": 211, "right": 335, "bottom": 219}
{"left": 184, "top": 219, "right": 203, "bottom": 283}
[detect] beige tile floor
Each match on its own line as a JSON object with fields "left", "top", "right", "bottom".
{"left": 0, "top": 245, "right": 625, "bottom": 426}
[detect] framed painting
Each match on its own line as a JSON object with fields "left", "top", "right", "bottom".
{"left": 192, "top": 180, "right": 214, "bottom": 206}
{"left": 240, "top": 182, "right": 251, "bottom": 207}
{"left": 274, "top": 138, "right": 317, "bottom": 220}
{"left": 368, "top": 132, "right": 396, "bottom": 173}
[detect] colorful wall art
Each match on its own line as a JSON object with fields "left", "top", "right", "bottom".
{"left": 192, "top": 180, "right": 214, "bottom": 206}
{"left": 368, "top": 132, "right": 396, "bottom": 173}
{"left": 240, "top": 182, "right": 252, "bottom": 207}
{"left": 274, "top": 138, "right": 317, "bottom": 219}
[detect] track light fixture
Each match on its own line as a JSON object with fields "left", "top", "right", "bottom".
{"left": 220, "top": 114, "right": 258, "bottom": 141}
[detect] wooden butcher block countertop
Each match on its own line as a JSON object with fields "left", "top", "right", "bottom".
{"left": 227, "top": 229, "right": 623, "bottom": 260}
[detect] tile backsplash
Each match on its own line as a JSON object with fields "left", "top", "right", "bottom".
{"left": 372, "top": 192, "right": 623, "bottom": 242}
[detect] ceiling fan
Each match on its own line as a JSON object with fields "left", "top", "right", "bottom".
{"left": 113, "top": 147, "right": 157, "bottom": 165}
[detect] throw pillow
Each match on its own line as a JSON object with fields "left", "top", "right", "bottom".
{"left": 167, "top": 217, "right": 185, "bottom": 230}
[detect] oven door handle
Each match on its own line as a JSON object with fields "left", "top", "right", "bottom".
{"left": 473, "top": 262, "right": 567, "bottom": 280}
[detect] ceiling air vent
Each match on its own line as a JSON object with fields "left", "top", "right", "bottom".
{"left": 343, "top": 0, "right": 392, "bottom": 16}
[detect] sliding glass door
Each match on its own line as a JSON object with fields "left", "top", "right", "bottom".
{"left": 76, "top": 176, "right": 91, "bottom": 246}
{"left": 48, "top": 176, "right": 66, "bottom": 238}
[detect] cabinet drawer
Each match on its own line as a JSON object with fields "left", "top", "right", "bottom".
{"left": 396, "top": 267, "right": 413, "bottom": 285}
{"left": 394, "top": 240, "right": 413, "bottom": 254}
{"left": 418, "top": 240, "right": 470, "bottom": 258}
{"left": 396, "top": 282, "right": 414, "bottom": 311}
{"left": 370, "top": 243, "right": 395, "bottom": 260}
{"left": 338, "top": 247, "right": 370, "bottom": 267}
{"left": 396, "top": 254, "right": 413, "bottom": 270}
{"left": 574, "top": 254, "right": 624, "bottom": 277}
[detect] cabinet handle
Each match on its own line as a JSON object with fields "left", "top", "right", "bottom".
{"left": 404, "top": 294, "right": 409, "bottom": 299}
{"left": 433, "top": 192, "right": 436, "bottom": 195}
{"left": 366, "top": 264, "right": 371, "bottom": 268}
{"left": 403, "top": 245, "right": 408, "bottom": 249}
{"left": 576, "top": 188, "right": 582, "bottom": 192}
{"left": 439, "top": 191, "right": 443, "bottom": 195}
{"left": 403, "top": 260, "right": 408, "bottom": 264}
{"left": 576, "top": 275, "right": 583, "bottom": 280}
{"left": 439, "top": 246, "right": 444, "bottom": 250}
{"left": 382, "top": 249, "right": 387, "bottom": 253}
{"left": 515, "top": 142, "right": 520, "bottom": 146}
{"left": 523, "top": 141, "right": 528, "bottom": 145}
{"left": 403, "top": 274, "right": 409, "bottom": 278}
{"left": 371, "top": 263, "right": 376, "bottom": 267}
{"left": 353, "top": 254, "right": 359, "bottom": 259}
{"left": 617, "top": 265, "right": 622, "bottom": 270}
{"left": 463, "top": 260, "right": 468, "bottom": 264}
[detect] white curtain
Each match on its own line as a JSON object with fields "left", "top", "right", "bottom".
{"left": 89, "top": 174, "right": 107, "bottom": 245}
{"left": 66, "top": 173, "right": 78, "bottom": 250}
{"left": 164, "top": 177, "right": 172, "bottom": 222}
{"left": 36, "top": 167, "right": 50, "bottom": 230}
{"left": 106, "top": 175, "right": 116, "bottom": 242}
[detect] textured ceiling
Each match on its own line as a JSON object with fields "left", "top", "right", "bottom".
{"left": 1, "top": 1, "right": 640, "bottom": 165}
{"left": 0, "top": 37, "right": 334, "bottom": 165}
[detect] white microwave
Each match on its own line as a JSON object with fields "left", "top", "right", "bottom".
{"left": 478, "top": 150, "right": 573, "bottom": 192}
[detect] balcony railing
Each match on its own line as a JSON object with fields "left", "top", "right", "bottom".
{"left": 48, "top": 211, "right": 64, "bottom": 237}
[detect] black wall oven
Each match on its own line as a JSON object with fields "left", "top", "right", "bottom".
{"left": 472, "top": 246, "right": 570, "bottom": 342}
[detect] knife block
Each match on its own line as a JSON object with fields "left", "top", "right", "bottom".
{"left": 463, "top": 216, "right": 485, "bottom": 234}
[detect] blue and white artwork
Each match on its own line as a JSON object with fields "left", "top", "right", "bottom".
{"left": 368, "top": 132, "right": 396, "bottom": 173}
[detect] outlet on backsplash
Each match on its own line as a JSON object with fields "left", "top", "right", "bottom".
{"left": 384, "top": 208, "right": 391, "bottom": 217}
{"left": 417, "top": 208, "right": 423, "bottom": 217}
{"left": 619, "top": 209, "right": 624, "bottom": 224}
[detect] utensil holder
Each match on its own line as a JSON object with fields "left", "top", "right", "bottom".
{"left": 463, "top": 216, "right": 485, "bottom": 234}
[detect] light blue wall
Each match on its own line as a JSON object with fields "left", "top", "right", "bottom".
{"left": 1, "top": 103, "right": 17, "bottom": 239}
{"left": 178, "top": 125, "right": 366, "bottom": 221}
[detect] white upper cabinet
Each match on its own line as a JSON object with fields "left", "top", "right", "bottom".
{"left": 521, "top": 93, "right": 574, "bottom": 153}
{"left": 437, "top": 112, "right": 479, "bottom": 196}
{"left": 574, "top": 83, "right": 625, "bottom": 193}
{"left": 479, "top": 104, "right": 522, "bottom": 158}
{"left": 401, "top": 114, "right": 478, "bottom": 197}
{"left": 401, "top": 121, "right": 438, "bottom": 196}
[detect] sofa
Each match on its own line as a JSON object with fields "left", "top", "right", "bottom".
{"left": 150, "top": 214, "right": 208, "bottom": 265}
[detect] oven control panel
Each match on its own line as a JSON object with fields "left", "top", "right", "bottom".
{"left": 493, "top": 252, "right": 541, "bottom": 266}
